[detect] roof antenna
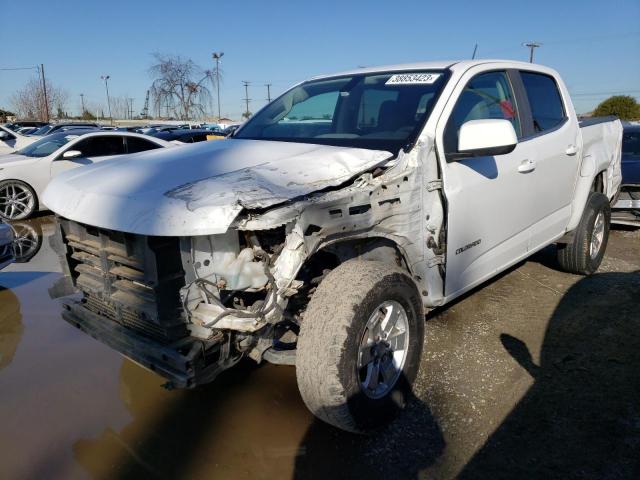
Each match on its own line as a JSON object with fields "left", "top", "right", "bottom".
{"left": 471, "top": 43, "right": 478, "bottom": 59}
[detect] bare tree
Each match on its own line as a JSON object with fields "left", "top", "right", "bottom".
{"left": 10, "top": 76, "right": 68, "bottom": 121}
{"left": 109, "top": 96, "right": 133, "bottom": 119}
{"left": 149, "top": 53, "right": 214, "bottom": 120}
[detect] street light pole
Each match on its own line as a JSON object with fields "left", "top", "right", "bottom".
{"left": 101, "top": 75, "right": 112, "bottom": 125}
{"left": 212, "top": 52, "right": 224, "bottom": 121}
{"left": 80, "top": 93, "right": 85, "bottom": 116}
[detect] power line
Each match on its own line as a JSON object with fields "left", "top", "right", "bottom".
{"left": 0, "top": 66, "right": 39, "bottom": 71}
{"left": 571, "top": 89, "right": 640, "bottom": 97}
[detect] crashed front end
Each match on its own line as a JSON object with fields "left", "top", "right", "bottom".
{"left": 48, "top": 137, "right": 446, "bottom": 389}
{"left": 52, "top": 217, "right": 293, "bottom": 388}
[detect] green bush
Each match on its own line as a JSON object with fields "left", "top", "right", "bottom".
{"left": 592, "top": 95, "right": 640, "bottom": 120}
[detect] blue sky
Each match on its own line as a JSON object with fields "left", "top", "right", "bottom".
{"left": 1, "top": 0, "right": 638, "bottom": 119}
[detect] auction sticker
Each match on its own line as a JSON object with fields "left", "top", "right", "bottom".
{"left": 386, "top": 73, "right": 441, "bottom": 85}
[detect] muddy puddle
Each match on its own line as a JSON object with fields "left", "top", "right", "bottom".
{"left": 0, "top": 217, "right": 317, "bottom": 479}
{"left": 1, "top": 216, "right": 639, "bottom": 480}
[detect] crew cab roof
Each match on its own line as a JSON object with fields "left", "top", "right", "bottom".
{"left": 308, "top": 59, "right": 557, "bottom": 81}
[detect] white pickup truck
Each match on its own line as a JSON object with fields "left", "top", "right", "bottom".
{"left": 44, "top": 60, "right": 622, "bottom": 433}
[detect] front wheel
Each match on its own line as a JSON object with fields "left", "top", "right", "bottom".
{"left": 557, "top": 191, "right": 611, "bottom": 275}
{"left": 296, "top": 260, "right": 424, "bottom": 433}
{"left": 0, "top": 180, "right": 38, "bottom": 221}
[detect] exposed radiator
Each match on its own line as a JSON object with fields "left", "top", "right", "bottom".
{"left": 59, "top": 219, "right": 187, "bottom": 343}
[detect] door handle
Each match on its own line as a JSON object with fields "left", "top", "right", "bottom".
{"left": 518, "top": 159, "right": 536, "bottom": 173}
{"left": 565, "top": 144, "right": 578, "bottom": 156}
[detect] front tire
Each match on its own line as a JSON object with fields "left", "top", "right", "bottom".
{"left": 557, "top": 191, "right": 610, "bottom": 275}
{"left": 0, "top": 180, "right": 38, "bottom": 220}
{"left": 296, "top": 260, "right": 424, "bottom": 433}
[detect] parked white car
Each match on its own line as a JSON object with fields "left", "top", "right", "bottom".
{"left": 45, "top": 60, "right": 622, "bottom": 432}
{"left": 0, "top": 222, "right": 14, "bottom": 270}
{"left": 0, "top": 125, "right": 39, "bottom": 155}
{"left": 0, "top": 131, "right": 172, "bottom": 220}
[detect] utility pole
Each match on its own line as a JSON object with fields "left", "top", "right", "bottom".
{"left": 128, "top": 98, "right": 134, "bottom": 119}
{"left": 142, "top": 90, "right": 150, "bottom": 119}
{"left": 40, "top": 64, "right": 49, "bottom": 122}
{"left": 265, "top": 83, "right": 272, "bottom": 102}
{"left": 523, "top": 42, "right": 542, "bottom": 63}
{"left": 101, "top": 75, "right": 112, "bottom": 124}
{"left": 80, "top": 93, "right": 85, "bottom": 116}
{"left": 242, "top": 81, "right": 251, "bottom": 118}
{"left": 471, "top": 43, "right": 478, "bottom": 59}
{"left": 212, "top": 52, "right": 224, "bottom": 120}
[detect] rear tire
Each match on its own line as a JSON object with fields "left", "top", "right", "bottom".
{"left": 557, "top": 192, "right": 610, "bottom": 275}
{"left": 296, "top": 260, "right": 424, "bottom": 433}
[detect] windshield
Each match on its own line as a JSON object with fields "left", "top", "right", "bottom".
{"left": 235, "top": 70, "right": 448, "bottom": 153}
{"left": 623, "top": 130, "right": 640, "bottom": 156}
{"left": 16, "top": 132, "right": 81, "bottom": 157}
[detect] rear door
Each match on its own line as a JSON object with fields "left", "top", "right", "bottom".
{"left": 515, "top": 70, "right": 580, "bottom": 249}
{"left": 125, "top": 136, "right": 162, "bottom": 153}
{"left": 437, "top": 67, "right": 540, "bottom": 298}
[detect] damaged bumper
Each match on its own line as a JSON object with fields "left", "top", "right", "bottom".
{"left": 61, "top": 299, "right": 229, "bottom": 388}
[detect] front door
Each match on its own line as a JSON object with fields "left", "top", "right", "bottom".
{"left": 438, "top": 69, "right": 540, "bottom": 298}
{"left": 51, "top": 135, "right": 126, "bottom": 178}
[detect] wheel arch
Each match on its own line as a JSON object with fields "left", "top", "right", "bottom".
{"left": 566, "top": 169, "right": 609, "bottom": 232}
{"left": 297, "top": 235, "right": 414, "bottom": 284}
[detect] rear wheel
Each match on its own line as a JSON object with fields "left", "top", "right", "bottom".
{"left": 557, "top": 191, "right": 610, "bottom": 275}
{"left": 0, "top": 180, "right": 38, "bottom": 220}
{"left": 296, "top": 260, "right": 424, "bottom": 433}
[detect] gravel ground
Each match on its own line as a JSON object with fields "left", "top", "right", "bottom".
{"left": 294, "top": 228, "right": 640, "bottom": 480}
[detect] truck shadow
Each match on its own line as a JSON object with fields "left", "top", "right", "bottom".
{"left": 292, "top": 389, "right": 445, "bottom": 480}
{"left": 459, "top": 270, "right": 640, "bottom": 479}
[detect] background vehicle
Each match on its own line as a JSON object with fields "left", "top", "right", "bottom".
{"left": 16, "top": 127, "right": 39, "bottom": 135}
{"left": 45, "top": 60, "right": 621, "bottom": 433}
{"left": 222, "top": 124, "right": 240, "bottom": 137}
{"left": 0, "top": 222, "right": 14, "bottom": 270}
{"left": 0, "top": 131, "right": 171, "bottom": 220}
{"left": 0, "top": 125, "right": 39, "bottom": 154}
{"left": 4, "top": 121, "right": 48, "bottom": 132}
{"left": 150, "top": 128, "right": 217, "bottom": 143}
{"left": 611, "top": 123, "right": 640, "bottom": 226}
{"left": 30, "top": 122, "right": 101, "bottom": 137}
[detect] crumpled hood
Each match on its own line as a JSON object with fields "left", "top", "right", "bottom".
{"left": 43, "top": 139, "right": 392, "bottom": 236}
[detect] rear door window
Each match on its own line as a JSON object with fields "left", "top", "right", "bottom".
{"left": 126, "top": 137, "right": 162, "bottom": 153}
{"left": 520, "top": 72, "right": 566, "bottom": 133}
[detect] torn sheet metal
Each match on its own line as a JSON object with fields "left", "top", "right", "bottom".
{"left": 43, "top": 139, "right": 392, "bottom": 236}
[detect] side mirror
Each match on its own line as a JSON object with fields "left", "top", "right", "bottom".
{"left": 62, "top": 150, "right": 83, "bottom": 159}
{"left": 457, "top": 119, "right": 517, "bottom": 157}
{"left": 0, "top": 131, "right": 8, "bottom": 140}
